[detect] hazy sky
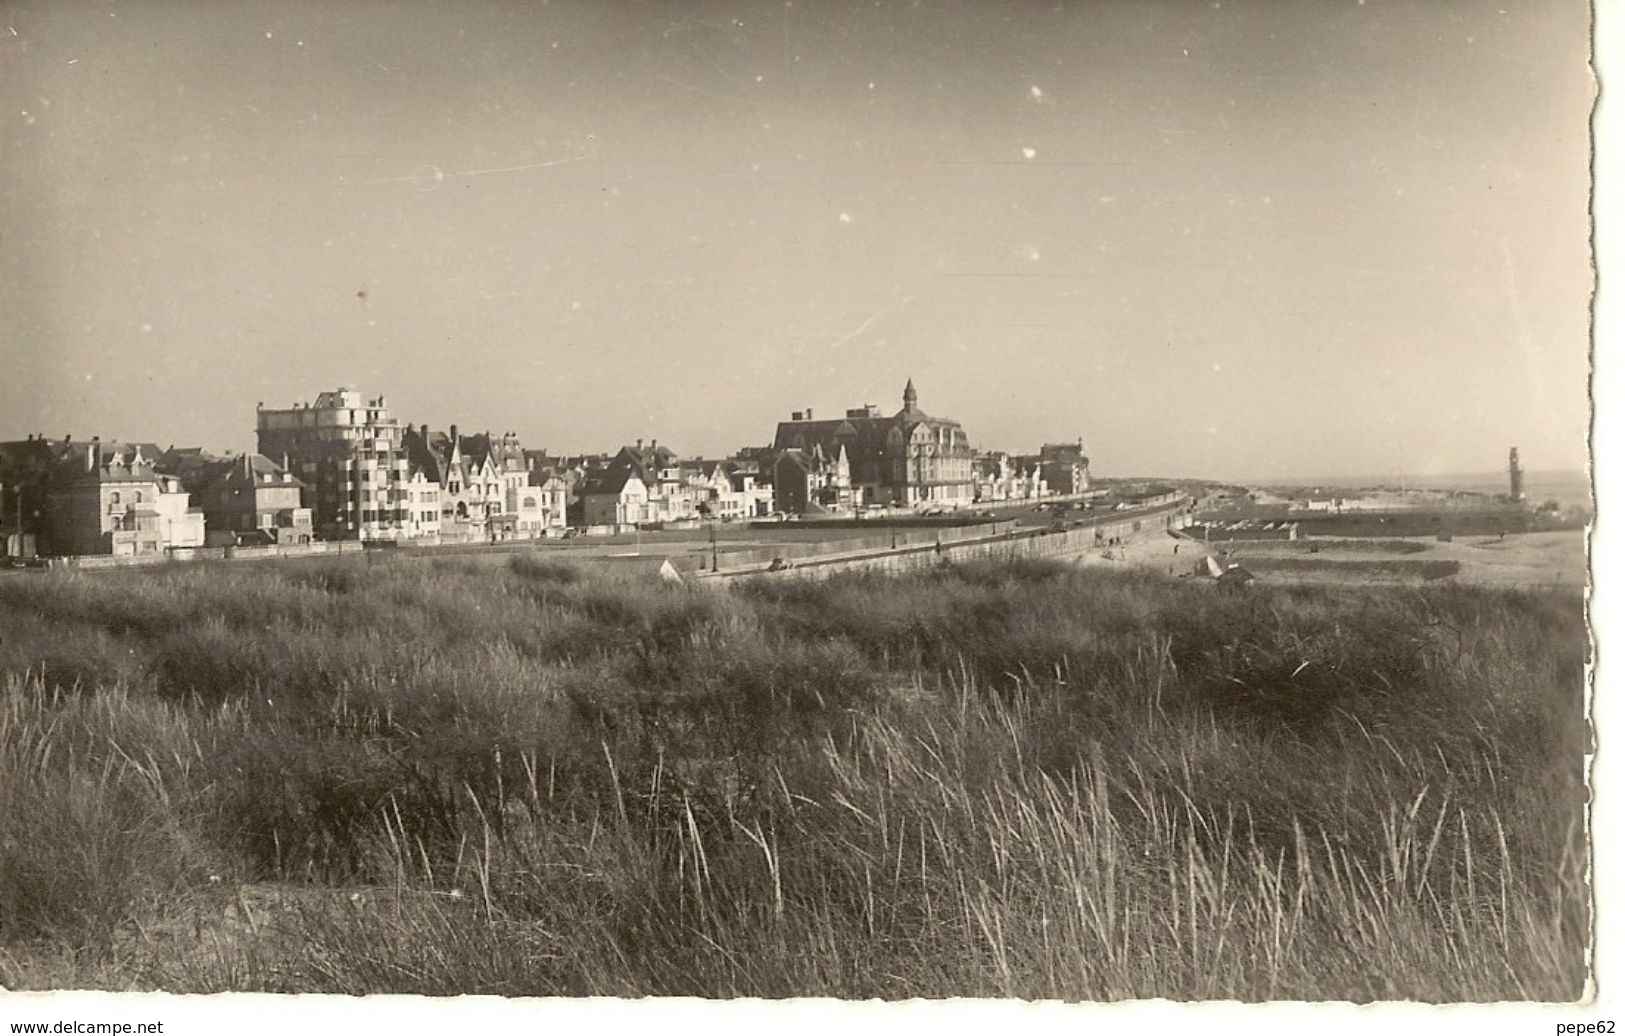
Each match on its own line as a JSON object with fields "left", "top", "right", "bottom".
{"left": 0, "top": 0, "right": 1593, "bottom": 480}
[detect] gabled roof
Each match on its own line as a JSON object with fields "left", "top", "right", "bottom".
{"left": 774, "top": 416, "right": 893, "bottom": 452}
{"left": 775, "top": 448, "right": 819, "bottom": 474}
{"left": 158, "top": 449, "right": 302, "bottom": 494}
{"left": 403, "top": 428, "right": 462, "bottom": 486}
{"left": 460, "top": 431, "right": 528, "bottom": 473}
{"left": 580, "top": 462, "right": 642, "bottom": 496}
{"left": 458, "top": 433, "right": 493, "bottom": 469}
{"left": 617, "top": 444, "right": 680, "bottom": 473}
{"left": 155, "top": 446, "right": 228, "bottom": 489}
{"left": 51, "top": 442, "right": 161, "bottom": 485}
{"left": 208, "top": 453, "right": 305, "bottom": 491}
{"left": 0, "top": 438, "right": 64, "bottom": 480}
{"left": 523, "top": 448, "right": 560, "bottom": 473}
{"left": 774, "top": 382, "right": 970, "bottom": 459}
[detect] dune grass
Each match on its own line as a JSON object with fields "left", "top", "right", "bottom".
{"left": 1239, "top": 557, "right": 1463, "bottom": 581}
{"left": 0, "top": 554, "right": 1589, "bottom": 998}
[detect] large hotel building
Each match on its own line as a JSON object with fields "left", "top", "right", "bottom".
{"left": 772, "top": 379, "right": 977, "bottom": 507}
{"left": 255, "top": 388, "right": 409, "bottom": 541}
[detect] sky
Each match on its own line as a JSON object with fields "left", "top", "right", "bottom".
{"left": 0, "top": 0, "right": 1595, "bottom": 481}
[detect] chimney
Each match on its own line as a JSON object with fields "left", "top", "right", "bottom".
{"left": 806, "top": 408, "right": 813, "bottom": 420}
{"left": 86, "top": 442, "right": 96, "bottom": 472}
{"left": 450, "top": 424, "right": 458, "bottom": 446}
{"left": 792, "top": 411, "right": 803, "bottom": 422}
{"left": 243, "top": 453, "right": 253, "bottom": 478}
{"left": 637, "top": 438, "right": 644, "bottom": 450}
{"left": 420, "top": 423, "right": 429, "bottom": 443}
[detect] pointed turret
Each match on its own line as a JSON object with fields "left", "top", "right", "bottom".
{"left": 902, "top": 378, "right": 918, "bottom": 411}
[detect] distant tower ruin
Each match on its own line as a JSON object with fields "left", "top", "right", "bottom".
{"left": 1508, "top": 447, "right": 1525, "bottom": 503}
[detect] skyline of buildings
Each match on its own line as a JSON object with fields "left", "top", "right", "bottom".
{"left": 1, "top": 377, "right": 1099, "bottom": 557}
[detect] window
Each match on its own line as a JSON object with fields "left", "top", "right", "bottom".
{"left": 133, "top": 491, "right": 144, "bottom": 503}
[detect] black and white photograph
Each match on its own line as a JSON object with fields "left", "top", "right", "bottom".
{"left": 0, "top": 0, "right": 1608, "bottom": 1026}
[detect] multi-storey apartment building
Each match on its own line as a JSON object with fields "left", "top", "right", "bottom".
{"left": 580, "top": 459, "right": 651, "bottom": 526}
{"left": 185, "top": 453, "right": 314, "bottom": 546}
{"left": 256, "top": 389, "right": 409, "bottom": 541}
{"left": 684, "top": 460, "right": 771, "bottom": 520}
{"left": 459, "top": 431, "right": 530, "bottom": 537}
{"left": 402, "top": 424, "right": 475, "bottom": 538}
{"left": 773, "top": 444, "right": 852, "bottom": 515}
{"left": 615, "top": 442, "right": 699, "bottom": 521}
{"left": 42, "top": 440, "right": 205, "bottom": 556}
{"left": 401, "top": 460, "right": 443, "bottom": 540}
{"left": 975, "top": 451, "right": 1051, "bottom": 503}
{"left": 1038, "top": 440, "right": 1092, "bottom": 496}
{"left": 576, "top": 442, "right": 705, "bottom": 527}
{"left": 524, "top": 464, "right": 571, "bottom": 533}
{"left": 0, "top": 435, "right": 61, "bottom": 558}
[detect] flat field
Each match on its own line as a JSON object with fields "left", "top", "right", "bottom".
{"left": 1210, "top": 532, "right": 1586, "bottom": 588}
{"left": 0, "top": 556, "right": 1588, "bottom": 998}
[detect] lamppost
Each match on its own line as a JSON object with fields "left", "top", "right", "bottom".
{"left": 709, "top": 520, "right": 718, "bottom": 572}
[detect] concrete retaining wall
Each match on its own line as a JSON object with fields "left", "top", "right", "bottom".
{"left": 700, "top": 503, "right": 1188, "bottom": 582}
{"left": 704, "top": 520, "right": 1021, "bottom": 574}
{"left": 50, "top": 540, "right": 366, "bottom": 569}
